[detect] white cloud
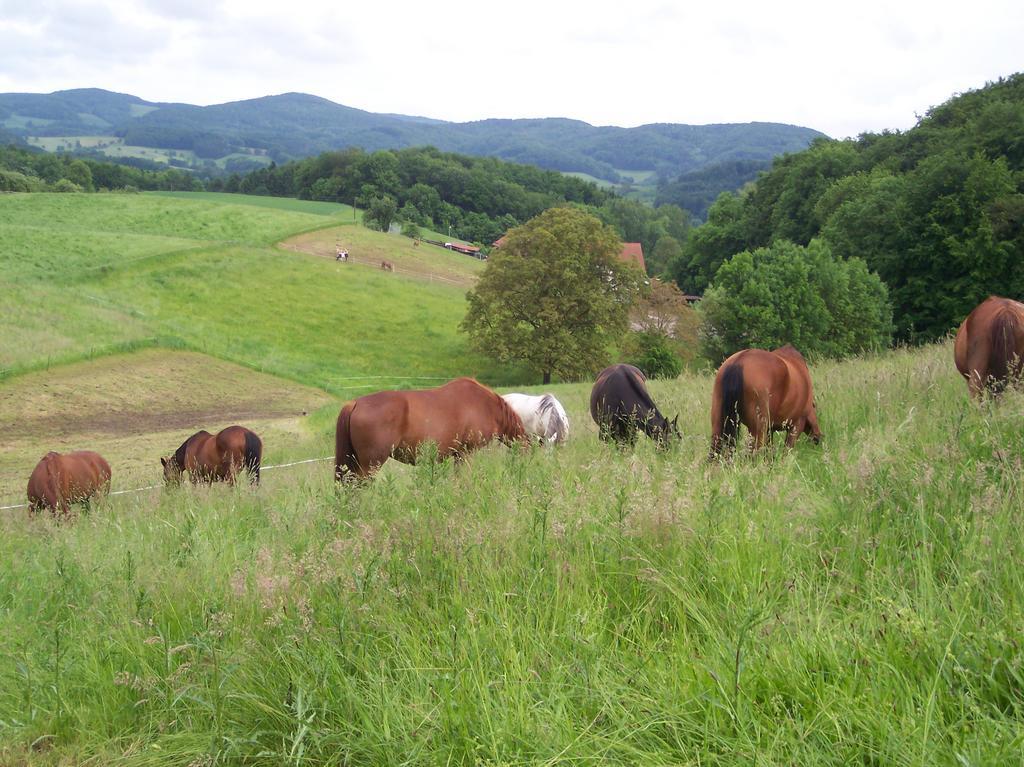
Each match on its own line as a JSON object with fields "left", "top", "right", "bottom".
{"left": 0, "top": 0, "right": 1021, "bottom": 137}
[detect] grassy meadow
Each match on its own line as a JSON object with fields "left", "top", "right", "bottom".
{"left": 2, "top": 342, "right": 1024, "bottom": 764}
{"left": 3, "top": 191, "right": 1024, "bottom": 765}
{"left": 0, "top": 192, "right": 515, "bottom": 387}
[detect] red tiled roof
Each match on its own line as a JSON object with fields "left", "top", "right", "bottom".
{"left": 620, "top": 242, "right": 645, "bottom": 271}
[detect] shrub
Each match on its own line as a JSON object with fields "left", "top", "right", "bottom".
{"left": 0, "top": 169, "right": 40, "bottom": 192}
{"left": 626, "top": 331, "right": 684, "bottom": 378}
{"left": 698, "top": 238, "right": 892, "bottom": 364}
{"left": 50, "top": 178, "right": 84, "bottom": 193}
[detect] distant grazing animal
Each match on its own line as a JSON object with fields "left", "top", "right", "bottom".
{"left": 502, "top": 393, "right": 570, "bottom": 445}
{"left": 709, "top": 345, "right": 821, "bottom": 457}
{"left": 381, "top": 260, "right": 394, "bottom": 272}
{"left": 954, "top": 296, "right": 1024, "bottom": 399}
{"left": 161, "top": 425, "right": 262, "bottom": 485}
{"left": 590, "top": 364, "right": 680, "bottom": 447}
{"left": 335, "top": 377, "right": 526, "bottom": 481}
{"left": 27, "top": 450, "right": 111, "bottom": 515}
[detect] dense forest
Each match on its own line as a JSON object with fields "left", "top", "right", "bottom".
{"left": 225, "top": 146, "right": 692, "bottom": 258}
{"left": 0, "top": 144, "right": 199, "bottom": 192}
{"left": 672, "top": 73, "right": 1024, "bottom": 342}
{"left": 655, "top": 158, "right": 771, "bottom": 219}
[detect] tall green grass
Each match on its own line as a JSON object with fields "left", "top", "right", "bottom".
{"left": 2, "top": 342, "right": 1023, "bottom": 764}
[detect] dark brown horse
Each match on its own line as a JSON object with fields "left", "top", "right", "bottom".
{"left": 27, "top": 450, "right": 111, "bottom": 515}
{"left": 161, "top": 425, "right": 262, "bottom": 485}
{"left": 590, "top": 364, "right": 680, "bottom": 447}
{"left": 335, "top": 377, "right": 526, "bottom": 481}
{"left": 710, "top": 345, "right": 821, "bottom": 457}
{"left": 954, "top": 296, "right": 1024, "bottom": 398}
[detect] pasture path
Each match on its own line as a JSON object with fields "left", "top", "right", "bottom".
{"left": 279, "top": 225, "right": 482, "bottom": 288}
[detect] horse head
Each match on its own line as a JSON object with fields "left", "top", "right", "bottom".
{"left": 649, "top": 412, "right": 681, "bottom": 449}
{"left": 805, "top": 399, "right": 823, "bottom": 444}
{"left": 160, "top": 455, "right": 184, "bottom": 484}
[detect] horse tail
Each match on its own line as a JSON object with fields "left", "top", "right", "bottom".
{"left": 712, "top": 362, "right": 744, "bottom": 454}
{"left": 989, "top": 310, "right": 1020, "bottom": 390}
{"left": 539, "top": 395, "right": 560, "bottom": 443}
{"left": 335, "top": 403, "right": 359, "bottom": 481}
{"left": 41, "top": 452, "right": 63, "bottom": 513}
{"left": 243, "top": 430, "right": 262, "bottom": 485}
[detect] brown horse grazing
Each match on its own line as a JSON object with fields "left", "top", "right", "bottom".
{"left": 709, "top": 345, "right": 822, "bottom": 457}
{"left": 27, "top": 450, "right": 111, "bottom": 515}
{"left": 161, "top": 425, "right": 263, "bottom": 485}
{"left": 590, "top": 364, "right": 680, "bottom": 447}
{"left": 954, "top": 296, "right": 1024, "bottom": 399}
{"left": 335, "top": 377, "right": 526, "bottom": 481}
{"left": 381, "top": 260, "right": 394, "bottom": 272}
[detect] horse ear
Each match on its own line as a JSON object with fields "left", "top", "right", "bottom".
{"left": 672, "top": 414, "right": 679, "bottom": 427}
{"left": 160, "top": 457, "right": 167, "bottom": 467}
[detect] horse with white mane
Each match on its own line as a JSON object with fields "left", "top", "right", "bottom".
{"left": 501, "top": 393, "right": 570, "bottom": 445}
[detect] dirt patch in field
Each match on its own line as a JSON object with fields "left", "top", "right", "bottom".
{"left": 0, "top": 349, "right": 335, "bottom": 503}
{"left": 17, "top": 406, "right": 305, "bottom": 438}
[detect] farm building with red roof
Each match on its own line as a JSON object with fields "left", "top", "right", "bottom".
{"left": 619, "top": 242, "right": 645, "bottom": 272}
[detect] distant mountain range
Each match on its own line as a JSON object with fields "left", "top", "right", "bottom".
{"left": 0, "top": 88, "right": 825, "bottom": 185}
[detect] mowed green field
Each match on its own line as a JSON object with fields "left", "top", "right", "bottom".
{"left": 2, "top": 342, "right": 1024, "bottom": 764}
{"left": 150, "top": 191, "right": 360, "bottom": 218}
{"left": 0, "top": 193, "right": 517, "bottom": 388}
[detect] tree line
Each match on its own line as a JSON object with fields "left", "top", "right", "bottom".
{"left": 0, "top": 144, "right": 200, "bottom": 193}
{"left": 220, "top": 146, "right": 693, "bottom": 259}
{"left": 669, "top": 73, "right": 1024, "bottom": 350}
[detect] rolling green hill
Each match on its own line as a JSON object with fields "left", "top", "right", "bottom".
{"left": 0, "top": 192, "right": 516, "bottom": 387}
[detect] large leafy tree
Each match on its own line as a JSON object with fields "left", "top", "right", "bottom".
{"left": 461, "top": 207, "right": 642, "bottom": 384}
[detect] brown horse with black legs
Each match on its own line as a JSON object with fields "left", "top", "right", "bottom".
{"left": 954, "top": 296, "right": 1024, "bottom": 399}
{"left": 709, "top": 345, "right": 821, "bottom": 458}
{"left": 27, "top": 450, "right": 111, "bottom": 515}
{"left": 162, "top": 425, "right": 263, "bottom": 485}
{"left": 335, "top": 377, "right": 526, "bottom": 481}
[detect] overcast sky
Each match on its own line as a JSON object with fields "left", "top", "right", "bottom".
{"left": 1, "top": 0, "right": 1021, "bottom": 138}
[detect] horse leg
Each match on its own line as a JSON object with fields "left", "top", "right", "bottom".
{"left": 965, "top": 351, "right": 989, "bottom": 399}
{"left": 341, "top": 449, "right": 387, "bottom": 482}
{"left": 785, "top": 417, "right": 806, "bottom": 448}
{"left": 968, "top": 367, "right": 987, "bottom": 399}
{"left": 749, "top": 410, "right": 769, "bottom": 452}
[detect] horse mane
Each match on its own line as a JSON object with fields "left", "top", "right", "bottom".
{"left": 173, "top": 430, "right": 209, "bottom": 469}
{"left": 492, "top": 387, "right": 525, "bottom": 438}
